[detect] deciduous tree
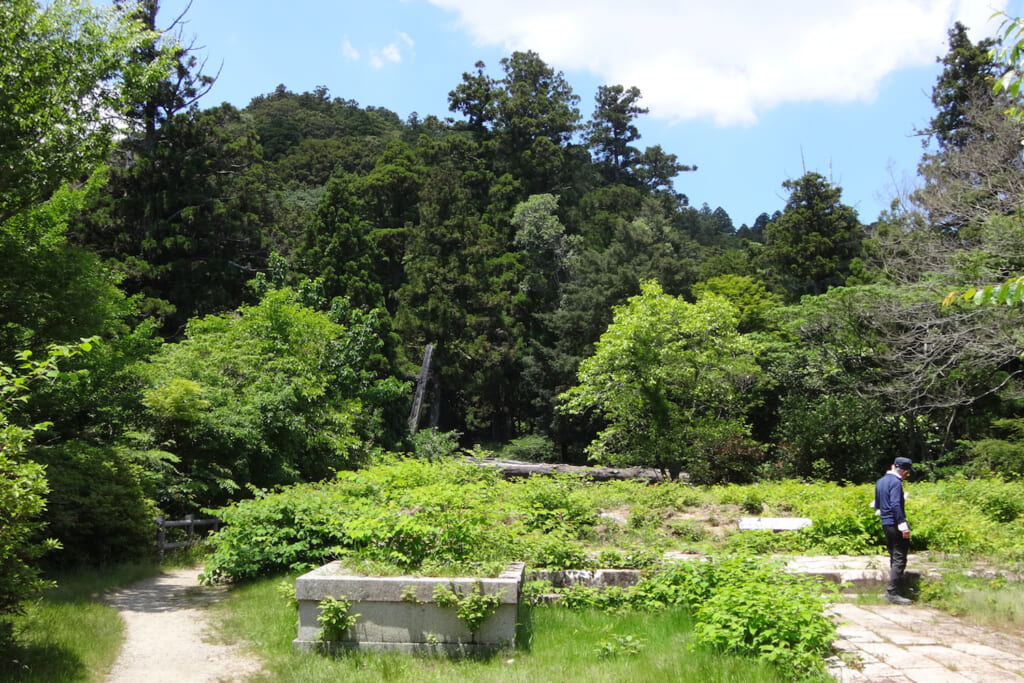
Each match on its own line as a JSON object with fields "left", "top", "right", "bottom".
{"left": 559, "top": 281, "right": 766, "bottom": 481}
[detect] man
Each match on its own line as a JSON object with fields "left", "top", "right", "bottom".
{"left": 874, "top": 457, "right": 914, "bottom": 605}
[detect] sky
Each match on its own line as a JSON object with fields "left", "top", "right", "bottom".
{"left": 158, "top": 0, "right": 1023, "bottom": 228}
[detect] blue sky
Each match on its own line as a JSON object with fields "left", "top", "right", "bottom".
{"left": 159, "top": 0, "right": 1021, "bottom": 228}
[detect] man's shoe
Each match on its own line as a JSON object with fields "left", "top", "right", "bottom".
{"left": 884, "top": 593, "right": 913, "bottom": 605}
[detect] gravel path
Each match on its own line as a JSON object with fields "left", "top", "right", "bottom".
{"left": 103, "top": 566, "right": 264, "bottom": 683}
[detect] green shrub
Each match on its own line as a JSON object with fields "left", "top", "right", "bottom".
{"left": 432, "top": 581, "right": 503, "bottom": 634}
{"left": 318, "top": 595, "right": 359, "bottom": 641}
{"left": 740, "top": 491, "right": 764, "bottom": 514}
{"left": 594, "top": 633, "right": 645, "bottom": 658}
{"left": 0, "top": 341, "right": 96, "bottom": 640}
{"left": 690, "top": 570, "right": 836, "bottom": 679}
{"left": 554, "top": 556, "right": 838, "bottom": 680}
{"left": 627, "top": 506, "right": 663, "bottom": 530}
{"left": 137, "top": 289, "right": 409, "bottom": 512}
{"left": 554, "top": 583, "right": 630, "bottom": 611}
{"left": 511, "top": 472, "right": 597, "bottom": 534}
{"left": 0, "top": 449, "right": 57, "bottom": 644}
{"left": 519, "top": 531, "right": 588, "bottom": 570}
{"left": 411, "top": 428, "right": 462, "bottom": 461}
{"left": 495, "top": 434, "right": 558, "bottom": 463}
{"left": 592, "top": 545, "right": 661, "bottom": 569}
{"left": 202, "top": 457, "right": 520, "bottom": 583}
{"left": 31, "top": 441, "right": 157, "bottom": 567}
{"left": 668, "top": 518, "right": 706, "bottom": 543}
{"left": 911, "top": 497, "right": 997, "bottom": 554}
{"left": 964, "top": 418, "right": 1024, "bottom": 478}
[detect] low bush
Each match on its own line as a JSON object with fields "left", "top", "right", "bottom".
{"left": 495, "top": 434, "right": 559, "bottom": 463}
{"left": 201, "top": 457, "right": 519, "bottom": 583}
{"left": 551, "top": 556, "right": 838, "bottom": 681}
{"left": 510, "top": 472, "right": 597, "bottom": 534}
{"left": 203, "top": 458, "right": 1024, "bottom": 585}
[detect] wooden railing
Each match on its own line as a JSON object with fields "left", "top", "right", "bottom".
{"left": 155, "top": 514, "right": 221, "bottom": 561}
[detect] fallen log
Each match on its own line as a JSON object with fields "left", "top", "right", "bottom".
{"left": 465, "top": 457, "right": 668, "bottom": 483}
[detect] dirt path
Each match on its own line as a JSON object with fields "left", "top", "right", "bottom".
{"left": 103, "top": 566, "right": 264, "bottom": 683}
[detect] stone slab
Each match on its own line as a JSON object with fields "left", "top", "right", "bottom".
{"left": 526, "top": 568, "right": 641, "bottom": 588}
{"left": 737, "top": 516, "right": 812, "bottom": 530}
{"left": 908, "top": 645, "right": 1024, "bottom": 682}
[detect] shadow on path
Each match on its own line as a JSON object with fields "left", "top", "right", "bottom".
{"left": 103, "top": 566, "right": 263, "bottom": 683}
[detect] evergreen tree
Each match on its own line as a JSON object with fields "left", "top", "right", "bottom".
{"left": 587, "top": 85, "right": 648, "bottom": 184}
{"left": 758, "top": 173, "right": 863, "bottom": 302}
{"left": 926, "top": 22, "right": 1001, "bottom": 152}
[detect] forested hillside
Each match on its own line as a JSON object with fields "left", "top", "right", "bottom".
{"left": 2, "top": 0, "right": 1024, "bottom": 587}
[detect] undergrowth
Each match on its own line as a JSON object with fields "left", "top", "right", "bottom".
{"left": 201, "top": 458, "right": 1024, "bottom": 586}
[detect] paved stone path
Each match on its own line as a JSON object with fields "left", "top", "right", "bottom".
{"left": 827, "top": 602, "right": 1024, "bottom": 682}
{"left": 778, "top": 555, "right": 1024, "bottom": 682}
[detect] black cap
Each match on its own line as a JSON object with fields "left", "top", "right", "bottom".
{"left": 894, "top": 457, "right": 913, "bottom": 471}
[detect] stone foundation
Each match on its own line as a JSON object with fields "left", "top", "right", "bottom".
{"left": 293, "top": 561, "right": 525, "bottom": 655}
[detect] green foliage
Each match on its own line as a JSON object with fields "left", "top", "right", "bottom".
{"left": 773, "top": 393, "right": 894, "bottom": 483}
{"left": 0, "top": 180, "right": 134, "bottom": 354}
{"left": 931, "top": 20, "right": 1002, "bottom": 146}
{"left": 411, "top": 428, "right": 462, "bottom": 461}
{"left": 73, "top": 103, "right": 272, "bottom": 336}
{"left": 317, "top": 595, "right": 359, "bottom": 641}
{"left": 30, "top": 441, "right": 157, "bottom": 567}
{"left": 0, "top": 341, "right": 95, "bottom": 640}
{"left": 963, "top": 418, "right": 1024, "bottom": 478}
{"left": 494, "top": 434, "right": 559, "bottom": 463}
{"left": 0, "top": 451, "right": 56, "bottom": 645}
{"left": 594, "top": 633, "right": 645, "bottom": 659}
{"left": 432, "top": 581, "right": 503, "bottom": 635}
{"left": 552, "top": 555, "right": 837, "bottom": 680}
{"left": 0, "top": 0, "right": 168, "bottom": 225}
{"left": 518, "top": 532, "right": 588, "bottom": 571}
{"left": 757, "top": 173, "right": 863, "bottom": 302}
{"left": 201, "top": 458, "right": 518, "bottom": 583}
{"left": 137, "top": 288, "right": 408, "bottom": 512}
{"left": 511, "top": 472, "right": 597, "bottom": 533}
{"left": 689, "top": 564, "right": 837, "bottom": 679}
{"left": 692, "top": 274, "right": 781, "bottom": 333}
{"left": 560, "top": 280, "right": 766, "bottom": 481}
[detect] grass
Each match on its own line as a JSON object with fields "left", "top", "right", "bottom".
{"left": 919, "top": 573, "right": 1024, "bottom": 633}
{"left": 211, "top": 572, "right": 800, "bottom": 683}
{"left": 0, "top": 561, "right": 161, "bottom": 682}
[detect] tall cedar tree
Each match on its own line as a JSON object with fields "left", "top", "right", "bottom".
{"left": 758, "top": 173, "right": 863, "bottom": 302}
{"left": 71, "top": 1, "right": 268, "bottom": 337}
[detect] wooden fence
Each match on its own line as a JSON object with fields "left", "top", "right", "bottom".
{"left": 155, "top": 514, "right": 221, "bottom": 561}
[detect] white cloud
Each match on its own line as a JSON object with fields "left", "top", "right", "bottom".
{"left": 368, "top": 33, "right": 416, "bottom": 68}
{"left": 427, "top": 0, "right": 1010, "bottom": 126}
{"left": 342, "top": 39, "right": 359, "bottom": 61}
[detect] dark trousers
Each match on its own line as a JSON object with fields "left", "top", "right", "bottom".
{"left": 882, "top": 524, "right": 909, "bottom": 596}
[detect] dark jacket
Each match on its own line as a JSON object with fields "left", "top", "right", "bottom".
{"left": 874, "top": 472, "right": 906, "bottom": 527}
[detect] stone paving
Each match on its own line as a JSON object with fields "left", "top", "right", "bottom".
{"left": 781, "top": 555, "right": 1024, "bottom": 682}
{"left": 826, "top": 602, "right": 1024, "bottom": 682}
